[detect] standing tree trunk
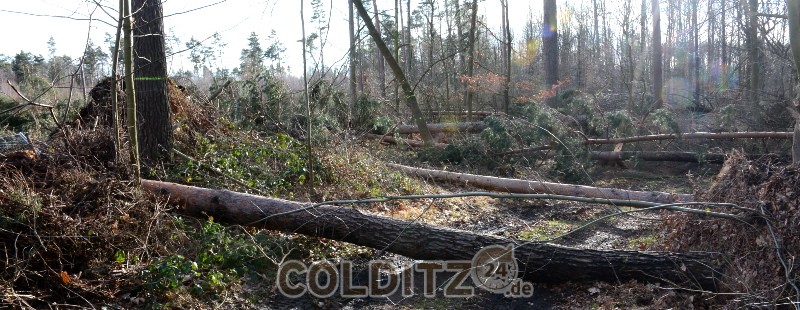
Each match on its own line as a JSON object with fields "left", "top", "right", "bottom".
{"left": 463, "top": 0, "right": 479, "bottom": 120}
{"left": 394, "top": 0, "right": 401, "bottom": 111}
{"left": 593, "top": 0, "right": 600, "bottom": 58}
{"left": 652, "top": 0, "right": 664, "bottom": 108}
{"left": 405, "top": 0, "right": 413, "bottom": 79}
{"left": 721, "top": 0, "right": 728, "bottom": 88}
{"left": 543, "top": 0, "right": 559, "bottom": 107}
{"left": 692, "top": 0, "right": 700, "bottom": 107}
{"left": 111, "top": 0, "right": 124, "bottom": 164}
{"left": 747, "top": 0, "right": 760, "bottom": 105}
{"left": 123, "top": 0, "right": 140, "bottom": 180}
{"left": 502, "top": 0, "right": 512, "bottom": 114}
{"left": 353, "top": 0, "right": 434, "bottom": 146}
{"left": 623, "top": 0, "right": 634, "bottom": 114}
{"left": 348, "top": 0, "right": 358, "bottom": 127}
{"left": 637, "top": 0, "right": 647, "bottom": 97}
{"left": 301, "top": 0, "right": 314, "bottom": 192}
{"left": 132, "top": 0, "right": 172, "bottom": 167}
{"left": 788, "top": 0, "right": 800, "bottom": 164}
{"left": 373, "top": 0, "right": 387, "bottom": 98}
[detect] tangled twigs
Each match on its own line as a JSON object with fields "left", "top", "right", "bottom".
{"left": 4, "top": 80, "right": 62, "bottom": 129}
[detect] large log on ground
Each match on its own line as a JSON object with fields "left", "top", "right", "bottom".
{"left": 433, "top": 111, "right": 505, "bottom": 120}
{"left": 365, "top": 134, "right": 447, "bottom": 148}
{"left": 141, "top": 179, "right": 721, "bottom": 289}
{"left": 584, "top": 131, "right": 792, "bottom": 145}
{"left": 497, "top": 145, "right": 552, "bottom": 156}
{"left": 386, "top": 163, "right": 693, "bottom": 204}
{"left": 396, "top": 121, "right": 488, "bottom": 134}
{"left": 590, "top": 151, "right": 726, "bottom": 163}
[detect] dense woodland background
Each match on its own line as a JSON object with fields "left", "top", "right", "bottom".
{"left": 2, "top": 0, "right": 797, "bottom": 143}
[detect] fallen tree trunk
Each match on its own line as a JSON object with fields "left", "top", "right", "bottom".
{"left": 386, "top": 163, "right": 694, "bottom": 204}
{"left": 396, "top": 121, "right": 488, "bottom": 134}
{"left": 584, "top": 131, "right": 793, "bottom": 145}
{"left": 365, "top": 133, "right": 446, "bottom": 148}
{"left": 434, "top": 111, "right": 504, "bottom": 119}
{"left": 141, "top": 179, "right": 721, "bottom": 289}
{"left": 497, "top": 145, "right": 552, "bottom": 156}
{"left": 591, "top": 151, "right": 727, "bottom": 163}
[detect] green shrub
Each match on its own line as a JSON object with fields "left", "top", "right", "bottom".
{"left": 652, "top": 108, "right": 682, "bottom": 135}
{"left": 140, "top": 218, "right": 282, "bottom": 303}
{"left": 0, "top": 96, "right": 33, "bottom": 132}
{"left": 173, "top": 133, "right": 330, "bottom": 193}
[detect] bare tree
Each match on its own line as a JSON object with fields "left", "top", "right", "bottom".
{"left": 373, "top": 0, "right": 387, "bottom": 98}
{"left": 353, "top": 0, "right": 434, "bottom": 146}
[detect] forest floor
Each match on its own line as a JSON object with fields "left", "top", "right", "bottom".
{"left": 251, "top": 152, "right": 719, "bottom": 309}
{"left": 2, "top": 82, "right": 799, "bottom": 308}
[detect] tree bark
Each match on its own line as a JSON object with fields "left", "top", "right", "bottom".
{"left": 395, "top": 121, "right": 488, "bottom": 134}
{"left": 387, "top": 163, "right": 693, "bottom": 204}
{"left": 583, "top": 131, "right": 793, "bottom": 145}
{"left": 141, "top": 179, "right": 721, "bottom": 289}
{"left": 353, "top": 0, "right": 435, "bottom": 146}
{"left": 132, "top": 0, "right": 172, "bottom": 167}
